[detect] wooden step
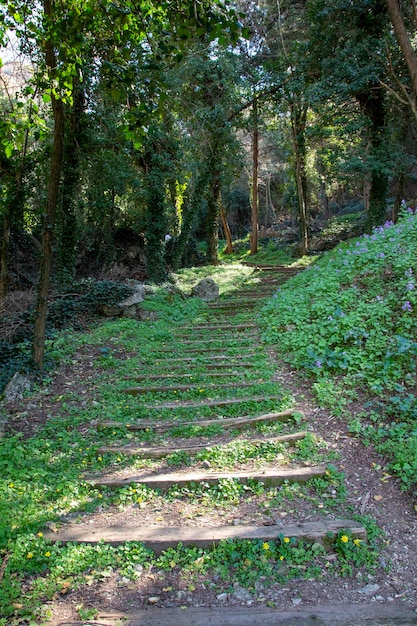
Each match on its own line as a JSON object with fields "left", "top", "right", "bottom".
{"left": 173, "top": 336, "right": 257, "bottom": 345}
{"left": 144, "top": 395, "right": 282, "bottom": 410}
{"left": 45, "top": 519, "right": 366, "bottom": 552}
{"left": 144, "top": 355, "right": 258, "bottom": 368}
{"left": 244, "top": 263, "right": 302, "bottom": 271}
{"left": 123, "top": 372, "right": 247, "bottom": 382}
{"left": 96, "top": 604, "right": 417, "bottom": 626}
{"left": 144, "top": 359, "right": 256, "bottom": 368}
{"left": 99, "top": 408, "right": 297, "bottom": 432}
{"left": 124, "top": 381, "right": 259, "bottom": 395}
{"left": 178, "top": 324, "right": 257, "bottom": 331}
{"left": 89, "top": 465, "right": 327, "bottom": 490}
{"left": 150, "top": 354, "right": 256, "bottom": 362}
{"left": 152, "top": 346, "right": 258, "bottom": 354}
{"left": 97, "top": 432, "right": 307, "bottom": 457}
{"left": 209, "top": 297, "right": 267, "bottom": 304}
{"left": 208, "top": 301, "right": 258, "bottom": 308}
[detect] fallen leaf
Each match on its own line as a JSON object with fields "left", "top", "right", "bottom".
{"left": 374, "top": 495, "right": 383, "bottom": 501}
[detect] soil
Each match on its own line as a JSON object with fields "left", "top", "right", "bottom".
{"left": 3, "top": 340, "right": 417, "bottom": 625}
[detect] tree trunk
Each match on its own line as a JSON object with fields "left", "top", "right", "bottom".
{"left": 393, "top": 172, "right": 406, "bottom": 221}
{"left": 144, "top": 163, "right": 169, "bottom": 284}
{"left": 385, "top": 0, "right": 417, "bottom": 103}
{"left": 357, "top": 89, "right": 388, "bottom": 230}
{"left": 33, "top": 0, "right": 65, "bottom": 370}
{"left": 250, "top": 96, "right": 259, "bottom": 255}
{"left": 171, "top": 171, "right": 208, "bottom": 271}
{"left": 290, "top": 103, "right": 309, "bottom": 256}
{"left": 58, "top": 82, "right": 85, "bottom": 286}
{"left": 220, "top": 194, "right": 233, "bottom": 254}
{"left": 205, "top": 165, "right": 220, "bottom": 265}
{"left": 0, "top": 210, "right": 11, "bottom": 300}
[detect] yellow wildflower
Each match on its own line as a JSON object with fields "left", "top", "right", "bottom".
{"left": 283, "top": 537, "right": 290, "bottom": 543}
{"left": 279, "top": 555, "right": 284, "bottom": 561}
{"left": 27, "top": 553, "right": 33, "bottom": 559}
{"left": 44, "top": 551, "right": 51, "bottom": 558}
{"left": 9, "top": 483, "right": 14, "bottom": 488}
{"left": 263, "top": 542, "right": 270, "bottom": 550}
{"left": 37, "top": 532, "right": 43, "bottom": 538}
{"left": 340, "top": 535, "right": 349, "bottom": 543}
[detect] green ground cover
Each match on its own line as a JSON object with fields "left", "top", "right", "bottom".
{"left": 260, "top": 207, "right": 417, "bottom": 493}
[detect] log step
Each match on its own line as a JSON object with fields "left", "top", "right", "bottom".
{"left": 244, "top": 264, "right": 302, "bottom": 271}
{"left": 89, "top": 465, "right": 327, "bottom": 490}
{"left": 151, "top": 346, "right": 258, "bottom": 354}
{"left": 124, "top": 381, "right": 259, "bottom": 395}
{"left": 172, "top": 336, "right": 257, "bottom": 345}
{"left": 97, "top": 432, "right": 307, "bottom": 457}
{"left": 148, "top": 362, "right": 256, "bottom": 369}
{"left": 150, "top": 354, "right": 255, "bottom": 362}
{"left": 208, "top": 301, "right": 258, "bottom": 308}
{"left": 123, "top": 372, "right": 248, "bottom": 381}
{"left": 144, "top": 395, "right": 282, "bottom": 410}
{"left": 178, "top": 324, "right": 257, "bottom": 331}
{"left": 99, "top": 408, "right": 297, "bottom": 432}
{"left": 93, "top": 604, "right": 417, "bottom": 626}
{"left": 45, "top": 519, "right": 366, "bottom": 553}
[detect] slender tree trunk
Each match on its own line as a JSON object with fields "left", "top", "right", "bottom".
{"left": 357, "top": 89, "right": 388, "bottom": 230}
{"left": 33, "top": 0, "right": 65, "bottom": 370}
{"left": 385, "top": 0, "right": 417, "bottom": 103}
{"left": 0, "top": 210, "right": 11, "bottom": 300}
{"left": 220, "top": 194, "right": 233, "bottom": 254}
{"left": 250, "top": 96, "right": 259, "bottom": 255}
{"left": 393, "top": 173, "right": 406, "bottom": 221}
{"left": 144, "top": 163, "right": 168, "bottom": 284}
{"left": 58, "top": 82, "right": 85, "bottom": 286}
{"left": 290, "top": 103, "right": 308, "bottom": 256}
{"left": 205, "top": 165, "right": 221, "bottom": 265}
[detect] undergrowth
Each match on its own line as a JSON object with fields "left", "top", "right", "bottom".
{"left": 260, "top": 206, "right": 417, "bottom": 492}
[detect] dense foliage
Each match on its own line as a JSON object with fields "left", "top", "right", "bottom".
{"left": 261, "top": 206, "right": 417, "bottom": 490}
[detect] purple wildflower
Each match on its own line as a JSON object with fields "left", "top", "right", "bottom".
{"left": 402, "top": 301, "right": 413, "bottom": 312}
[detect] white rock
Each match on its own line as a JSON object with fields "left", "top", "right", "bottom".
{"left": 148, "top": 596, "right": 160, "bottom": 604}
{"left": 359, "top": 583, "right": 380, "bottom": 595}
{"left": 217, "top": 592, "right": 228, "bottom": 601}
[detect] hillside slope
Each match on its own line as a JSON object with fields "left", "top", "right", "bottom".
{"left": 261, "top": 208, "right": 417, "bottom": 493}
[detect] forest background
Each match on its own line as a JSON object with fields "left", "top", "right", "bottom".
{"left": 1, "top": 0, "right": 417, "bottom": 376}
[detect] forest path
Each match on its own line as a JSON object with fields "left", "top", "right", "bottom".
{"left": 44, "top": 265, "right": 417, "bottom": 625}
